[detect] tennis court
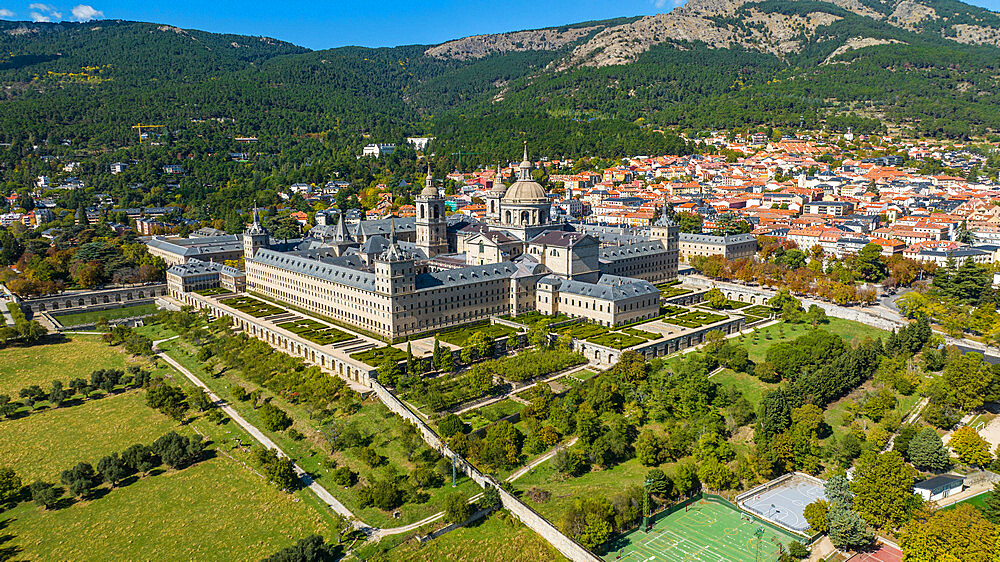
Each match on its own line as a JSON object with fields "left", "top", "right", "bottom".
{"left": 739, "top": 473, "right": 826, "bottom": 533}
{"left": 603, "top": 498, "right": 802, "bottom": 562}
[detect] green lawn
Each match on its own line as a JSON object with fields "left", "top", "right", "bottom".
{"left": 514, "top": 444, "right": 669, "bottom": 523}
{"left": 942, "top": 490, "right": 992, "bottom": 513}
{"left": 368, "top": 511, "right": 566, "bottom": 561}
{"left": 460, "top": 399, "right": 525, "bottom": 432}
{"left": 52, "top": 303, "right": 159, "bottom": 327}
{"left": 711, "top": 368, "right": 778, "bottom": 406}
{"left": 0, "top": 391, "right": 178, "bottom": 482}
{"left": 4, "top": 446, "right": 335, "bottom": 561}
{"left": 730, "top": 318, "right": 888, "bottom": 363}
{"left": 0, "top": 335, "right": 136, "bottom": 396}
{"left": 0, "top": 336, "right": 340, "bottom": 561}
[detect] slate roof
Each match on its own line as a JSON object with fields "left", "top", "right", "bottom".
{"left": 537, "top": 274, "right": 659, "bottom": 302}
{"left": 415, "top": 262, "right": 518, "bottom": 290}
{"left": 600, "top": 241, "right": 668, "bottom": 263}
{"left": 253, "top": 249, "right": 377, "bottom": 291}
{"left": 147, "top": 235, "right": 242, "bottom": 257}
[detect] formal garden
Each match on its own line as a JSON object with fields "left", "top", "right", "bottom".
{"left": 219, "top": 295, "right": 284, "bottom": 318}
{"left": 662, "top": 309, "right": 729, "bottom": 328}
{"left": 350, "top": 345, "right": 410, "bottom": 366}
{"left": 434, "top": 321, "right": 520, "bottom": 347}
{"left": 276, "top": 318, "right": 355, "bottom": 346}
{"left": 144, "top": 313, "right": 484, "bottom": 529}
{"left": 51, "top": 303, "right": 159, "bottom": 327}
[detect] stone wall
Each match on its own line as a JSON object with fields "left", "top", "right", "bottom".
{"left": 21, "top": 284, "right": 168, "bottom": 315}
{"left": 682, "top": 276, "right": 904, "bottom": 331}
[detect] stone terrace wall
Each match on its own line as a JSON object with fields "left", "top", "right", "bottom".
{"left": 683, "top": 276, "right": 903, "bottom": 331}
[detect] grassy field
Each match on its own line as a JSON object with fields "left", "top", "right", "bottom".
{"left": 4, "top": 448, "right": 336, "bottom": 561}
{"left": 370, "top": 511, "right": 566, "bottom": 561}
{"left": 0, "top": 336, "right": 341, "bottom": 560}
{"left": 514, "top": 444, "right": 665, "bottom": 523}
{"left": 52, "top": 303, "right": 159, "bottom": 327}
{"left": 711, "top": 368, "right": 779, "bottom": 406}
{"left": 0, "top": 335, "right": 135, "bottom": 396}
{"left": 730, "top": 318, "right": 888, "bottom": 363}
{"left": 0, "top": 391, "right": 178, "bottom": 482}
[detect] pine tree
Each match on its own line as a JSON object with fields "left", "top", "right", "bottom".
{"left": 982, "top": 482, "right": 1000, "bottom": 525}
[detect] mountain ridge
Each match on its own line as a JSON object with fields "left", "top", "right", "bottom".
{"left": 0, "top": 0, "right": 998, "bottom": 146}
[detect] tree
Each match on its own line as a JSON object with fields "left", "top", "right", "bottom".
{"left": 259, "top": 403, "right": 293, "bottom": 431}
{"left": 0, "top": 467, "right": 22, "bottom": 505}
{"left": 444, "top": 491, "right": 472, "bottom": 524}
{"left": 646, "top": 468, "right": 673, "bottom": 499}
{"left": 900, "top": 504, "right": 998, "bottom": 562}
{"left": 60, "top": 462, "right": 99, "bottom": 498}
{"left": 48, "top": 380, "right": 68, "bottom": 407}
{"left": 705, "top": 288, "right": 728, "bottom": 309}
{"left": 982, "top": 482, "right": 1000, "bottom": 525}
{"left": 29, "top": 480, "right": 61, "bottom": 510}
{"left": 377, "top": 355, "right": 401, "bottom": 387}
{"left": 675, "top": 211, "right": 703, "bottom": 234}
{"left": 854, "top": 243, "right": 886, "bottom": 281}
{"left": 152, "top": 431, "right": 205, "bottom": 469}
{"left": 122, "top": 444, "right": 159, "bottom": 475}
{"left": 759, "top": 389, "right": 793, "bottom": 439}
{"left": 803, "top": 499, "right": 829, "bottom": 534}
{"left": 950, "top": 426, "right": 993, "bottom": 467}
{"left": 480, "top": 484, "right": 502, "bottom": 511}
{"left": 673, "top": 462, "right": 700, "bottom": 497}
{"left": 851, "top": 450, "right": 915, "bottom": 529}
{"left": 944, "top": 353, "right": 994, "bottom": 412}
{"left": 697, "top": 458, "right": 739, "bottom": 490}
{"left": 97, "top": 453, "right": 129, "bottom": 487}
{"left": 186, "top": 387, "right": 213, "bottom": 412}
{"left": 264, "top": 535, "right": 338, "bottom": 562}
{"left": 828, "top": 505, "right": 875, "bottom": 550}
{"left": 635, "top": 431, "right": 665, "bottom": 467}
{"left": 908, "top": 428, "right": 951, "bottom": 471}
{"left": 146, "top": 383, "right": 189, "bottom": 421}
{"left": 437, "top": 413, "right": 467, "bottom": 438}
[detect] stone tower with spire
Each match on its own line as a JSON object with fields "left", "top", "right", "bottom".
{"left": 485, "top": 162, "right": 505, "bottom": 222}
{"left": 243, "top": 207, "right": 270, "bottom": 260}
{"left": 415, "top": 164, "right": 448, "bottom": 258}
{"left": 375, "top": 218, "right": 415, "bottom": 297}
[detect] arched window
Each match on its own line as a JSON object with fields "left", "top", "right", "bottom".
{"left": 479, "top": 241, "right": 485, "bottom": 254}
{"left": 419, "top": 205, "right": 425, "bottom": 219}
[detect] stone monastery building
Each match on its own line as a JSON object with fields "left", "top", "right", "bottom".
{"left": 166, "top": 146, "right": 680, "bottom": 341}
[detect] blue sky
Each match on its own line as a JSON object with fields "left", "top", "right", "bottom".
{"left": 1, "top": 0, "right": 999, "bottom": 50}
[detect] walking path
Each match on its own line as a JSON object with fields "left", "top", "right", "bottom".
{"left": 154, "top": 343, "right": 370, "bottom": 534}
{"left": 506, "top": 437, "right": 579, "bottom": 483}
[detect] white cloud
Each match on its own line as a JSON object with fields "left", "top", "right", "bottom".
{"left": 28, "top": 3, "right": 61, "bottom": 19}
{"left": 71, "top": 4, "right": 102, "bottom": 21}
{"left": 0, "top": 8, "right": 14, "bottom": 18}
{"left": 653, "top": 0, "right": 667, "bottom": 7}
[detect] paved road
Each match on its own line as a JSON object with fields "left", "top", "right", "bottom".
{"left": 154, "top": 344, "right": 370, "bottom": 533}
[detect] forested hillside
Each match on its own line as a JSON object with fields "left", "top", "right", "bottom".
{"left": 0, "top": 0, "right": 998, "bottom": 158}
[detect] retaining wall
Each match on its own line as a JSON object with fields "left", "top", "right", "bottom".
{"left": 20, "top": 284, "right": 168, "bottom": 315}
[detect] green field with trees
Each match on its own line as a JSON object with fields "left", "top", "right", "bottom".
{"left": 0, "top": 331, "right": 343, "bottom": 560}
